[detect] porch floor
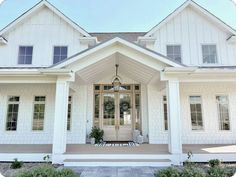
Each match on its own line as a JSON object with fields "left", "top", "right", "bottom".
{"left": 0, "top": 144, "right": 236, "bottom": 154}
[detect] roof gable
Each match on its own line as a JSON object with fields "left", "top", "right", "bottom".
{"left": 52, "top": 37, "right": 184, "bottom": 69}
{"left": 145, "top": 0, "right": 236, "bottom": 37}
{"left": 0, "top": 0, "right": 90, "bottom": 37}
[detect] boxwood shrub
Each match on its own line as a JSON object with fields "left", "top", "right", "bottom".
{"left": 14, "top": 165, "right": 79, "bottom": 177}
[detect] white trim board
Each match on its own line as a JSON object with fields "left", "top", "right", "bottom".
{"left": 145, "top": 0, "right": 236, "bottom": 37}
{"left": 0, "top": 0, "right": 90, "bottom": 37}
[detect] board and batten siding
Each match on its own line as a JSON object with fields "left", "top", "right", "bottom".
{"left": 0, "top": 83, "right": 87, "bottom": 144}
{"left": 150, "top": 6, "right": 236, "bottom": 66}
{"left": 0, "top": 6, "right": 88, "bottom": 67}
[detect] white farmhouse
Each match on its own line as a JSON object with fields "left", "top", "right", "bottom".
{"left": 0, "top": 0, "right": 236, "bottom": 166}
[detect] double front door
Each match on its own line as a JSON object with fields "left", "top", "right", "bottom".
{"left": 102, "top": 93, "right": 132, "bottom": 141}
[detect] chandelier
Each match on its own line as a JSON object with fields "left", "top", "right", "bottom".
{"left": 112, "top": 64, "right": 121, "bottom": 92}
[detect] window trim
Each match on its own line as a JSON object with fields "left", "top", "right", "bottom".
{"left": 215, "top": 94, "right": 232, "bottom": 132}
{"left": 189, "top": 95, "right": 205, "bottom": 131}
{"left": 5, "top": 96, "right": 20, "bottom": 131}
{"left": 32, "top": 96, "right": 46, "bottom": 131}
{"left": 201, "top": 44, "right": 218, "bottom": 65}
{"left": 166, "top": 44, "right": 182, "bottom": 63}
{"left": 52, "top": 45, "right": 68, "bottom": 64}
{"left": 17, "top": 45, "right": 34, "bottom": 65}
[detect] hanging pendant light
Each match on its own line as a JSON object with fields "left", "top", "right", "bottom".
{"left": 112, "top": 64, "right": 121, "bottom": 92}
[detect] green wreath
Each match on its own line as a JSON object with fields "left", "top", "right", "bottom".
{"left": 104, "top": 100, "right": 115, "bottom": 112}
{"left": 120, "top": 101, "right": 130, "bottom": 112}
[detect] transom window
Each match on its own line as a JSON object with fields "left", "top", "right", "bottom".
{"left": 6, "top": 96, "right": 20, "bottom": 131}
{"left": 189, "top": 96, "right": 203, "bottom": 130}
{"left": 18, "top": 46, "right": 33, "bottom": 64}
{"left": 166, "top": 45, "right": 182, "bottom": 63}
{"left": 67, "top": 96, "right": 72, "bottom": 131}
{"left": 53, "top": 46, "right": 68, "bottom": 64}
{"left": 216, "top": 96, "right": 230, "bottom": 131}
{"left": 202, "top": 45, "right": 218, "bottom": 64}
{"left": 32, "top": 96, "right": 46, "bottom": 131}
{"left": 163, "top": 96, "right": 168, "bottom": 131}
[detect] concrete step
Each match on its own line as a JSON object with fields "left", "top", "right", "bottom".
{"left": 64, "top": 158, "right": 172, "bottom": 167}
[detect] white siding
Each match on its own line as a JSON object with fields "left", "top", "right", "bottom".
{"left": 0, "top": 6, "right": 88, "bottom": 67}
{"left": 151, "top": 6, "right": 236, "bottom": 66}
{"left": 180, "top": 82, "right": 236, "bottom": 144}
{"left": 0, "top": 84, "right": 55, "bottom": 144}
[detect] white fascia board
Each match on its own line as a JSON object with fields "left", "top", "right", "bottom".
{"left": 227, "top": 36, "right": 236, "bottom": 44}
{"left": 0, "top": 0, "right": 90, "bottom": 37}
{"left": 164, "top": 67, "right": 197, "bottom": 73}
{"left": 137, "top": 37, "right": 156, "bottom": 45}
{"left": 145, "top": 0, "right": 236, "bottom": 37}
{"left": 0, "top": 1, "right": 44, "bottom": 36}
{"left": 79, "top": 37, "right": 98, "bottom": 45}
{"left": 145, "top": 0, "right": 189, "bottom": 37}
{"left": 39, "top": 68, "right": 73, "bottom": 76}
{"left": 0, "top": 69, "right": 40, "bottom": 75}
{"left": 0, "top": 36, "right": 7, "bottom": 45}
{"left": 54, "top": 37, "right": 183, "bottom": 69}
{"left": 164, "top": 67, "right": 236, "bottom": 75}
{"left": 43, "top": 1, "right": 90, "bottom": 37}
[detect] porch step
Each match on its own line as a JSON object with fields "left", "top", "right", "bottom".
{"left": 63, "top": 158, "right": 172, "bottom": 167}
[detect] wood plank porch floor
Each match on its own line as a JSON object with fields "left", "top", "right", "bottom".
{"left": 0, "top": 144, "right": 236, "bottom": 154}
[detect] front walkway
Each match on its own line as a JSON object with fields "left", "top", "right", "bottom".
{"left": 69, "top": 166, "right": 158, "bottom": 177}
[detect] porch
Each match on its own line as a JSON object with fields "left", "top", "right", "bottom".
{"left": 1, "top": 144, "right": 236, "bottom": 154}
{"left": 1, "top": 144, "right": 236, "bottom": 166}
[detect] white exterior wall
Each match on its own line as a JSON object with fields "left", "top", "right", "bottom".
{"left": 150, "top": 6, "right": 236, "bottom": 66}
{"left": 0, "top": 83, "right": 55, "bottom": 144}
{"left": 147, "top": 84, "right": 168, "bottom": 144}
{"left": 180, "top": 82, "right": 236, "bottom": 144}
{"left": 0, "top": 6, "right": 88, "bottom": 67}
{"left": 67, "top": 85, "right": 87, "bottom": 144}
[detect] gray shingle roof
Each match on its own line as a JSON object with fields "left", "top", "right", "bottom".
{"left": 90, "top": 32, "right": 146, "bottom": 42}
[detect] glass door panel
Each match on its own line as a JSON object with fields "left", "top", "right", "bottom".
{"left": 119, "top": 94, "right": 131, "bottom": 126}
{"left": 103, "top": 94, "right": 115, "bottom": 126}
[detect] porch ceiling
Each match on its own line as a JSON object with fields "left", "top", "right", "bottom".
{"left": 75, "top": 53, "right": 159, "bottom": 84}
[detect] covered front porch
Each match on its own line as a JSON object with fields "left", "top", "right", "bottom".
{"left": 1, "top": 144, "right": 236, "bottom": 166}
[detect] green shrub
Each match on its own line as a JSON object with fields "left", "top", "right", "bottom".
{"left": 89, "top": 127, "right": 104, "bottom": 144}
{"left": 206, "top": 166, "right": 235, "bottom": 177}
{"left": 57, "top": 168, "right": 79, "bottom": 177}
{"left": 181, "top": 167, "right": 206, "bottom": 177}
{"left": 11, "top": 158, "right": 23, "bottom": 169}
{"left": 14, "top": 165, "right": 80, "bottom": 177}
{"left": 208, "top": 159, "right": 221, "bottom": 168}
{"left": 155, "top": 167, "right": 180, "bottom": 177}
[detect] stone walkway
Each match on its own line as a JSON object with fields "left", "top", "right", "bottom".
{"left": 69, "top": 167, "right": 161, "bottom": 177}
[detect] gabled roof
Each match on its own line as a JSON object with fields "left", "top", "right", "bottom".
{"left": 52, "top": 37, "right": 184, "bottom": 69}
{"left": 145, "top": 0, "right": 236, "bottom": 37}
{"left": 0, "top": 0, "right": 90, "bottom": 37}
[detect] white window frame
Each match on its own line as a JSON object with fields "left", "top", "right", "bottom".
{"left": 32, "top": 96, "right": 46, "bottom": 131}
{"left": 216, "top": 95, "right": 231, "bottom": 131}
{"left": 6, "top": 96, "right": 20, "bottom": 131}
{"left": 52, "top": 46, "right": 68, "bottom": 64}
{"left": 17, "top": 45, "right": 33, "bottom": 65}
{"left": 189, "top": 95, "right": 204, "bottom": 131}
{"left": 201, "top": 44, "right": 218, "bottom": 65}
{"left": 166, "top": 44, "right": 182, "bottom": 63}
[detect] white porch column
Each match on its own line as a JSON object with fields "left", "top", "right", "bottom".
{"left": 167, "top": 80, "right": 182, "bottom": 165}
{"left": 52, "top": 79, "right": 69, "bottom": 164}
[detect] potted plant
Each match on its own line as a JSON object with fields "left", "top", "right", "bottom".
{"left": 89, "top": 127, "right": 104, "bottom": 144}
